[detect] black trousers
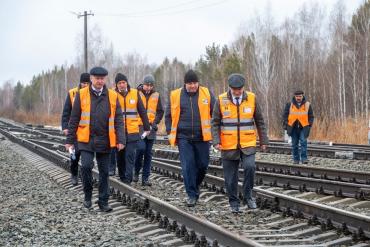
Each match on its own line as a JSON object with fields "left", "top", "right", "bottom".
{"left": 70, "top": 148, "right": 81, "bottom": 176}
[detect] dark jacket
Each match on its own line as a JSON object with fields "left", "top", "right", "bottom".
{"left": 118, "top": 85, "right": 150, "bottom": 143}
{"left": 283, "top": 96, "right": 314, "bottom": 138}
{"left": 165, "top": 85, "right": 216, "bottom": 141}
{"left": 66, "top": 85, "right": 125, "bottom": 153}
{"left": 61, "top": 85, "right": 81, "bottom": 130}
{"left": 211, "top": 90, "right": 269, "bottom": 160}
{"left": 138, "top": 88, "right": 164, "bottom": 140}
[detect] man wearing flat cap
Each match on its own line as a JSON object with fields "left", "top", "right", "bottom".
{"left": 61, "top": 72, "right": 90, "bottom": 186}
{"left": 66, "top": 66, "right": 125, "bottom": 212}
{"left": 212, "top": 73, "right": 268, "bottom": 213}
{"left": 283, "top": 90, "right": 314, "bottom": 164}
{"left": 165, "top": 69, "right": 215, "bottom": 207}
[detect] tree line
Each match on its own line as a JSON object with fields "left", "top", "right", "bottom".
{"left": 1, "top": 1, "right": 370, "bottom": 138}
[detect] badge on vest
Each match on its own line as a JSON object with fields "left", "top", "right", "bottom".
{"left": 243, "top": 107, "right": 252, "bottom": 113}
{"left": 202, "top": 99, "right": 208, "bottom": 104}
{"left": 129, "top": 99, "right": 136, "bottom": 104}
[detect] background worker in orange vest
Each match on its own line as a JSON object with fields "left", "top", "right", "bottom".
{"left": 61, "top": 72, "right": 90, "bottom": 186}
{"left": 113, "top": 73, "right": 150, "bottom": 185}
{"left": 283, "top": 90, "right": 314, "bottom": 164}
{"left": 212, "top": 73, "right": 269, "bottom": 213}
{"left": 134, "top": 74, "right": 164, "bottom": 186}
{"left": 165, "top": 70, "right": 215, "bottom": 207}
{"left": 65, "top": 67, "right": 125, "bottom": 212}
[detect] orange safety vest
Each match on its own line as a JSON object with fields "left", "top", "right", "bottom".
{"left": 76, "top": 87, "right": 118, "bottom": 147}
{"left": 219, "top": 91, "right": 257, "bottom": 150}
{"left": 288, "top": 102, "right": 310, "bottom": 127}
{"left": 118, "top": 89, "right": 140, "bottom": 134}
{"left": 69, "top": 87, "right": 79, "bottom": 105}
{"left": 138, "top": 91, "right": 159, "bottom": 125}
{"left": 168, "top": 86, "right": 212, "bottom": 146}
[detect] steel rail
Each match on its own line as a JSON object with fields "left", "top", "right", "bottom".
{"left": 0, "top": 127, "right": 262, "bottom": 247}
{"left": 151, "top": 159, "right": 370, "bottom": 238}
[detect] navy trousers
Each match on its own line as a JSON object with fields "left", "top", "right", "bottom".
{"left": 178, "top": 139, "right": 209, "bottom": 200}
{"left": 134, "top": 138, "right": 154, "bottom": 182}
{"left": 117, "top": 141, "right": 138, "bottom": 183}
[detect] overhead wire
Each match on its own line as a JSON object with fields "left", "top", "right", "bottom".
{"left": 95, "top": 0, "right": 229, "bottom": 18}
{"left": 96, "top": 0, "right": 201, "bottom": 16}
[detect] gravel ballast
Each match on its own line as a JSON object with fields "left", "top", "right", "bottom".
{"left": 0, "top": 138, "right": 150, "bottom": 247}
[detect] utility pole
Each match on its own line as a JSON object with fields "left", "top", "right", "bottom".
{"left": 77, "top": 11, "right": 94, "bottom": 72}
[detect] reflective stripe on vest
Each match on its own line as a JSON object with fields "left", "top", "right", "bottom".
{"left": 288, "top": 102, "right": 310, "bottom": 127}
{"left": 138, "top": 91, "right": 159, "bottom": 125}
{"left": 168, "top": 86, "right": 212, "bottom": 146}
{"left": 118, "top": 88, "right": 140, "bottom": 134}
{"left": 76, "top": 87, "right": 118, "bottom": 147}
{"left": 69, "top": 87, "right": 79, "bottom": 105}
{"left": 219, "top": 91, "right": 256, "bottom": 150}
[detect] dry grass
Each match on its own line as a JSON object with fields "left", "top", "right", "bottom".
{"left": 1, "top": 109, "right": 60, "bottom": 127}
{"left": 310, "top": 117, "right": 368, "bottom": 144}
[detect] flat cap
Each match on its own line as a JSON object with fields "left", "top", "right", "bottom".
{"left": 89, "top": 67, "right": 108, "bottom": 76}
{"left": 294, "top": 90, "right": 304, "bottom": 95}
{"left": 228, "top": 73, "right": 245, "bottom": 88}
{"left": 143, "top": 74, "right": 155, "bottom": 84}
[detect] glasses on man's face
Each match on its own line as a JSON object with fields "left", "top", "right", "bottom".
{"left": 144, "top": 84, "right": 154, "bottom": 87}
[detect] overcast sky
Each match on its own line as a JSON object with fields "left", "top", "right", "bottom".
{"left": 0, "top": 0, "right": 364, "bottom": 85}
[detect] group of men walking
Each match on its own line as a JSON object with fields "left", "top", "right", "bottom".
{"left": 62, "top": 66, "right": 314, "bottom": 213}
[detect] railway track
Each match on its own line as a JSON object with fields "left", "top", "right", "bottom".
{"left": 0, "top": 118, "right": 370, "bottom": 246}
{"left": 0, "top": 125, "right": 258, "bottom": 246}
{"left": 154, "top": 136, "right": 370, "bottom": 160}
{"left": 7, "top": 120, "right": 370, "bottom": 160}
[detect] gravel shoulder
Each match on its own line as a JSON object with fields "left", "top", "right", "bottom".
{"left": 0, "top": 138, "right": 149, "bottom": 247}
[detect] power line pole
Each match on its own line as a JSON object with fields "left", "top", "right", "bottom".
{"left": 77, "top": 11, "right": 94, "bottom": 72}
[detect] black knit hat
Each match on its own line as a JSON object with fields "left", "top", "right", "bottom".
{"left": 184, "top": 70, "right": 199, "bottom": 84}
{"left": 80, "top": 73, "right": 90, "bottom": 83}
{"left": 115, "top": 73, "right": 128, "bottom": 84}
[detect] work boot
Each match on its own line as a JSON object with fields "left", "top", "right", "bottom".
{"left": 246, "top": 199, "right": 257, "bottom": 209}
{"left": 83, "top": 200, "right": 92, "bottom": 209}
{"left": 98, "top": 203, "right": 113, "bottom": 212}
{"left": 71, "top": 175, "right": 78, "bottom": 186}
{"left": 186, "top": 198, "right": 197, "bottom": 207}
{"left": 230, "top": 206, "right": 240, "bottom": 214}
{"left": 133, "top": 173, "right": 139, "bottom": 182}
{"left": 142, "top": 180, "right": 152, "bottom": 186}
